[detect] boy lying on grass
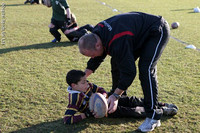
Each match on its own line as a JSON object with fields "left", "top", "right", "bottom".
{"left": 64, "top": 70, "right": 178, "bottom": 124}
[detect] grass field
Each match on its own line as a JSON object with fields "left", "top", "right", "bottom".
{"left": 0, "top": 0, "right": 200, "bottom": 132}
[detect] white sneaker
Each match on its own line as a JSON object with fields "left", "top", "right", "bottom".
{"left": 138, "top": 118, "right": 161, "bottom": 132}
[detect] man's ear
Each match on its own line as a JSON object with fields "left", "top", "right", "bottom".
{"left": 95, "top": 41, "right": 102, "bottom": 50}
{"left": 95, "top": 42, "right": 100, "bottom": 50}
{"left": 95, "top": 35, "right": 103, "bottom": 50}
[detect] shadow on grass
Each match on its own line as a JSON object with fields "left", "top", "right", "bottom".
{"left": 11, "top": 118, "right": 87, "bottom": 133}
{"left": 10, "top": 116, "right": 175, "bottom": 133}
{"left": 170, "top": 8, "right": 197, "bottom": 13}
{"left": 10, "top": 118, "right": 139, "bottom": 133}
{"left": 170, "top": 8, "right": 193, "bottom": 11}
{"left": 5, "top": 3, "right": 43, "bottom": 6}
{"left": 5, "top": 4, "right": 34, "bottom": 6}
{"left": 0, "top": 41, "right": 77, "bottom": 55}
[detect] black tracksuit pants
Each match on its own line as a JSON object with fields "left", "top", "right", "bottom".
{"left": 110, "top": 19, "right": 170, "bottom": 120}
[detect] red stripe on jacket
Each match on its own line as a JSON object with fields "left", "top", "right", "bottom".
{"left": 98, "top": 24, "right": 104, "bottom": 27}
{"left": 108, "top": 31, "right": 134, "bottom": 47}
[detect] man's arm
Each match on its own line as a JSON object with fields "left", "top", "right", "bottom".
{"left": 85, "top": 69, "right": 93, "bottom": 77}
{"left": 108, "top": 37, "right": 136, "bottom": 113}
{"left": 111, "top": 37, "right": 136, "bottom": 91}
{"left": 86, "top": 51, "right": 107, "bottom": 75}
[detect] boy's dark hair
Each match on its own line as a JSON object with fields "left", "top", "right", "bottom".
{"left": 66, "top": 70, "right": 86, "bottom": 86}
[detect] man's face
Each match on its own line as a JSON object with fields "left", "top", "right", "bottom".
{"left": 73, "top": 76, "right": 89, "bottom": 93}
{"left": 79, "top": 35, "right": 104, "bottom": 58}
{"left": 81, "top": 49, "right": 102, "bottom": 58}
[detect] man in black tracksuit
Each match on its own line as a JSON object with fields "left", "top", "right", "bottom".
{"left": 78, "top": 12, "right": 170, "bottom": 132}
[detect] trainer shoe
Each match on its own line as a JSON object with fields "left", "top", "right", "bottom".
{"left": 30, "top": 0, "right": 35, "bottom": 4}
{"left": 51, "top": 38, "right": 60, "bottom": 43}
{"left": 165, "top": 103, "right": 178, "bottom": 110}
{"left": 162, "top": 103, "right": 178, "bottom": 116}
{"left": 24, "top": 0, "right": 30, "bottom": 4}
{"left": 138, "top": 118, "right": 161, "bottom": 132}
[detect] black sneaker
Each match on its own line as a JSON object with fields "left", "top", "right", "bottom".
{"left": 162, "top": 103, "right": 178, "bottom": 116}
{"left": 24, "top": 0, "right": 30, "bottom": 4}
{"left": 30, "top": 0, "right": 35, "bottom": 4}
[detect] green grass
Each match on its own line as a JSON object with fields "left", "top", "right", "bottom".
{"left": 0, "top": 0, "right": 200, "bottom": 132}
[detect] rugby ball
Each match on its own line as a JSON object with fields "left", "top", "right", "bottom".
{"left": 89, "top": 93, "right": 108, "bottom": 118}
{"left": 43, "top": 0, "right": 51, "bottom": 7}
{"left": 171, "top": 22, "right": 180, "bottom": 29}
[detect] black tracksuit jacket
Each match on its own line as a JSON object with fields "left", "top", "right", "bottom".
{"left": 87, "top": 12, "right": 166, "bottom": 91}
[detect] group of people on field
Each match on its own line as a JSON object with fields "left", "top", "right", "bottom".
{"left": 33, "top": 0, "right": 178, "bottom": 132}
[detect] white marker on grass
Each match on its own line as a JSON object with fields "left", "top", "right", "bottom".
{"left": 194, "top": 7, "right": 200, "bottom": 13}
{"left": 185, "top": 45, "right": 196, "bottom": 50}
{"left": 113, "top": 9, "right": 118, "bottom": 12}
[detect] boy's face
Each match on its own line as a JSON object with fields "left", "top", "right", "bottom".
{"left": 72, "top": 76, "right": 88, "bottom": 92}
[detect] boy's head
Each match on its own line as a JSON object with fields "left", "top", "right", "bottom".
{"left": 66, "top": 70, "right": 88, "bottom": 92}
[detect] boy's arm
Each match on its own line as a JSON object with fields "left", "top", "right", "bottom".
{"left": 98, "top": 87, "right": 108, "bottom": 98}
{"left": 91, "top": 83, "right": 107, "bottom": 98}
{"left": 64, "top": 106, "right": 83, "bottom": 124}
{"left": 64, "top": 93, "right": 89, "bottom": 124}
{"left": 64, "top": 106, "right": 93, "bottom": 124}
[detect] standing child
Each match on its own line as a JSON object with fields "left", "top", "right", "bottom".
{"left": 47, "top": 0, "right": 72, "bottom": 43}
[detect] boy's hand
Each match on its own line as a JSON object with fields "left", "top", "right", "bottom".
{"left": 102, "top": 93, "right": 108, "bottom": 98}
{"left": 81, "top": 113, "right": 87, "bottom": 119}
{"left": 84, "top": 108, "right": 93, "bottom": 118}
{"left": 93, "top": 111, "right": 102, "bottom": 118}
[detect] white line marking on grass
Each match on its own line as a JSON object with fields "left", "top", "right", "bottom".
{"left": 170, "top": 36, "right": 200, "bottom": 51}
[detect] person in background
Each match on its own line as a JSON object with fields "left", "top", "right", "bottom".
{"left": 47, "top": 0, "right": 72, "bottom": 43}
{"left": 64, "top": 13, "right": 94, "bottom": 42}
{"left": 24, "top": 0, "right": 40, "bottom": 4}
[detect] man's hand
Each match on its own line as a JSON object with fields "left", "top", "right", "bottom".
{"left": 107, "top": 95, "right": 118, "bottom": 114}
{"left": 85, "top": 69, "right": 93, "bottom": 77}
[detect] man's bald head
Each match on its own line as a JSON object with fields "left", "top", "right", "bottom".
{"left": 78, "top": 33, "right": 104, "bottom": 58}
{"left": 78, "top": 33, "right": 97, "bottom": 51}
